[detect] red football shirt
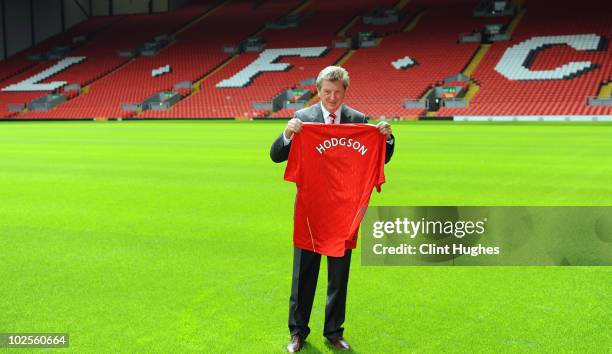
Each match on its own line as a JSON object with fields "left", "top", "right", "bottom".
{"left": 284, "top": 123, "right": 386, "bottom": 257}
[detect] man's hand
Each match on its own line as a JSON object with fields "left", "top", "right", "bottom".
{"left": 376, "top": 121, "right": 392, "bottom": 139}
{"left": 284, "top": 118, "right": 303, "bottom": 139}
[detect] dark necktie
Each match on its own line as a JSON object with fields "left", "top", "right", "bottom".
{"left": 329, "top": 113, "right": 336, "bottom": 124}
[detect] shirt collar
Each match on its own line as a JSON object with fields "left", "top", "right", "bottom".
{"left": 320, "top": 102, "right": 342, "bottom": 124}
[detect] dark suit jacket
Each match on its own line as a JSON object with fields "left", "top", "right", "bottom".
{"left": 269, "top": 104, "right": 395, "bottom": 163}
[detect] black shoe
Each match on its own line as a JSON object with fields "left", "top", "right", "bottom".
{"left": 328, "top": 336, "right": 350, "bottom": 350}
{"left": 287, "top": 335, "right": 304, "bottom": 353}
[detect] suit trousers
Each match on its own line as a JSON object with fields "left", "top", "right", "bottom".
{"left": 288, "top": 247, "right": 352, "bottom": 340}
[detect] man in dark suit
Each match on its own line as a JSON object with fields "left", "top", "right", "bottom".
{"left": 270, "top": 66, "right": 395, "bottom": 352}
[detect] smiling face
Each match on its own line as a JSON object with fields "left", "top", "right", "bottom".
{"left": 317, "top": 79, "right": 346, "bottom": 114}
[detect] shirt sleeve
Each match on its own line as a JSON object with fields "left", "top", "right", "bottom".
{"left": 284, "top": 132, "right": 301, "bottom": 185}
{"left": 282, "top": 132, "right": 293, "bottom": 146}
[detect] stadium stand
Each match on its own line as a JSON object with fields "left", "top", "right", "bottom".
{"left": 438, "top": 0, "right": 612, "bottom": 116}
{"left": 7, "top": 1, "right": 215, "bottom": 119}
{"left": 342, "top": 0, "right": 506, "bottom": 118}
{"left": 0, "top": 16, "right": 124, "bottom": 117}
{"left": 0, "top": 0, "right": 610, "bottom": 119}
{"left": 16, "top": 0, "right": 304, "bottom": 119}
{"left": 141, "top": 0, "right": 398, "bottom": 119}
{"left": 0, "top": 16, "right": 120, "bottom": 83}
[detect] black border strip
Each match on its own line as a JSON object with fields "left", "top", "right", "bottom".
{"left": 1, "top": 0, "right": 6, "bottom": 60}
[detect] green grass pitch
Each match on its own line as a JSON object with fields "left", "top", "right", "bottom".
{"left": 0, "top": 121, "right": 610, "bottom": 353}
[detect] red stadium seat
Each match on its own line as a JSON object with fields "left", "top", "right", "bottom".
{"left": 2, "top": 0, "right": 611, "bottom": 119}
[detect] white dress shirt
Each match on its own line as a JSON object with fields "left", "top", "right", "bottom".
{"left": 320, "top": 102, "right": 342, "bottom": 125}
{"left": 283, "top": 103, "right": 393, "bottom": 145}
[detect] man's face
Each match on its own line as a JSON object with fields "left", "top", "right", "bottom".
{"left": 317, "top": 79, "right": 346, "bottom": 113}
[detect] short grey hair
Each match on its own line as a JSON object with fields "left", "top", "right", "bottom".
{"left": 316, "top": 66, "right": 350, "bottom": 90}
